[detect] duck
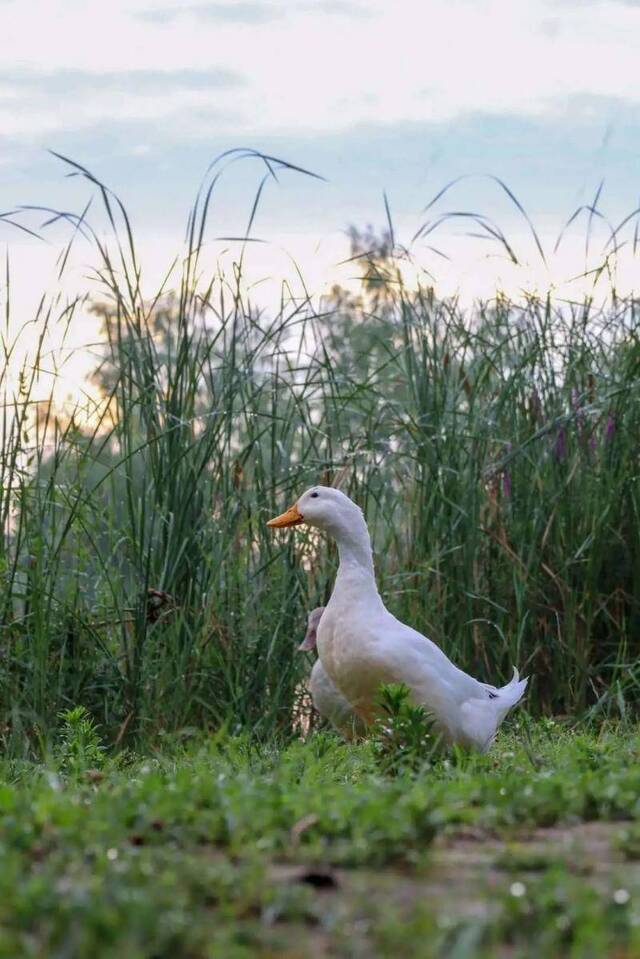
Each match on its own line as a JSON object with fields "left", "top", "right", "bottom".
{"left": 299, "top": 607, "right": 365, "bottom": 740}
{"left": 268, "top": 486, "right": 528, "bottom": 752}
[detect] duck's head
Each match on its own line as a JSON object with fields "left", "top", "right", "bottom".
{"left": 267, "top": 486, "right": 364, "bottom": 537}
{"left": 298, "top": 606, "right": 325, "bottom": 651}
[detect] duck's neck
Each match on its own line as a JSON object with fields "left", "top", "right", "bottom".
{"left": 331, "top": 514, "right": 380, "bottom": 600}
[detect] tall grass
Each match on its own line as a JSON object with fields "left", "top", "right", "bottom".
{"left": 1, "top": 152, "right": 640, "bottom": 754}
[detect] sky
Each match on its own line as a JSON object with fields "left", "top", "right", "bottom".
{"left": 2, "top": 0, "right": 640, "bottom": 344}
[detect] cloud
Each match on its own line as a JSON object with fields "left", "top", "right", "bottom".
{"left": 295, "top": 0, "right": 370, "bottom": 13}
{"left": 137, "top": 0, "right": 368, "bottom": 23}
{"left": 138, "top": 2, "right": 283, "bottom": 24}
{"left": 0, "top": 68, "right": 242, "bottom": 95}
{"left": 2, "top": 0, "right": 640, "bottom": 146}
{"left": 562, "top": 0, "right": 640, "bottom": 5}
{"left": 0, "top": 69, "right": 244, "bottom": 140}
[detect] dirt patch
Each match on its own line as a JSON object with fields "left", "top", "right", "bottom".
{"left": 271, "top": 821, "right": 639, "bottom": 928}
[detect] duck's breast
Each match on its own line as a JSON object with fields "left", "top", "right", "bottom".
{"left": 316, "top": 603, "right": 400, "bottom": 718}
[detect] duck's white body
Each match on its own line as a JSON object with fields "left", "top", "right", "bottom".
{"left": 309, "top": 658, "right": 365, "bottom": 739}
{"left": 300, "top": 608, "right": 365, "bottom": 740}
{"left": 317, "top": 582, "right": 525, "bottom": 752}
{"left": 271, "top": 488, "right": 528, "bottom": 752}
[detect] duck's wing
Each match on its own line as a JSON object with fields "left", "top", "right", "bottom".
{"left": 368, "top": 618, "right": 483, "bottom": 729}
{"left": 383, "top": 616, "right": 490, "bottom": 702}
{"left": 377, "top": 617, "right": 529, "bottom": 746}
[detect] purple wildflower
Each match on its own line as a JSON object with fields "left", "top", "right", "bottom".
{"left": 529, "top": 389, "right": 543, "bottom": 423}
{"left": 571, "top": 387, "right": 587, "bottom": 442}
{"left": 502, "top": 441, "right": 512, "bottom": 498}
{"left": 604, "top": 412, "right": 616, "bottom": 446}
{"left": 553, "top": 427, "right": 567, "bottom": 463}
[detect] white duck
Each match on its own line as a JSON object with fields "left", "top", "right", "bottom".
{"left": 299, "top": 607, "right": 365, "bottom": 740}
{"left": 269, "top": 486, "right": 528, "bottom": 752}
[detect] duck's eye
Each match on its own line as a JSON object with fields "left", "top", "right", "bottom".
{"left": 310, "top": 492, "right": 319, "bottom": 498}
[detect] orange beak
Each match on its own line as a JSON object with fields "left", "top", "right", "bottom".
{"left": 266, "top": 503, "right": 304, "bottom": 528}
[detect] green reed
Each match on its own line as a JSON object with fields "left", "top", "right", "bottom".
{"left": 1, "top": 152, "right": 639, "bottom": 754}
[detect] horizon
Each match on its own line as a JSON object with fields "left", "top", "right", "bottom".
{"left": 2, "top": 0, "right": 640, "bottom": 281}
{"left": 2, "top": 0, "right": 640, "bottom": 409}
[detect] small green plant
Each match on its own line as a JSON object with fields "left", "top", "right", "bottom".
{"left": 56, "top": 705, "right": 106, "bottom": 775}
{"left": 495, "top": 844, "right": 563, "bottom": 873}
{"left": 371, "top": 682, "right": 442, "bottom": 774}
{"left": 614, "top": 825, "right": 640, "bottom": 861}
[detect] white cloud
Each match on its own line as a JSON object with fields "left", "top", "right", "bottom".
{"left": 0, "top": 0, "right": 639, "bottom": 143}
{"left": 0, "top": 67, "right": 243, "bottom": 139}
{"left": 138, "top": 1, "right": 285, "bottom": 23}
{"left": 0, "top": 86, "right": 239, "bottom": 140}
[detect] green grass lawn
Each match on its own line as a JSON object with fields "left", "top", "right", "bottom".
{"left": 1, "top": 720, "right": 639, "bottom": 958}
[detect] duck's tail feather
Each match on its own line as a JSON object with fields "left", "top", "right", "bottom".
{"left": 495, "top": 667, "right": 528, "bottom": 720}
{"left": 459, "top": 667, "right": 528, "bottom": 753}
